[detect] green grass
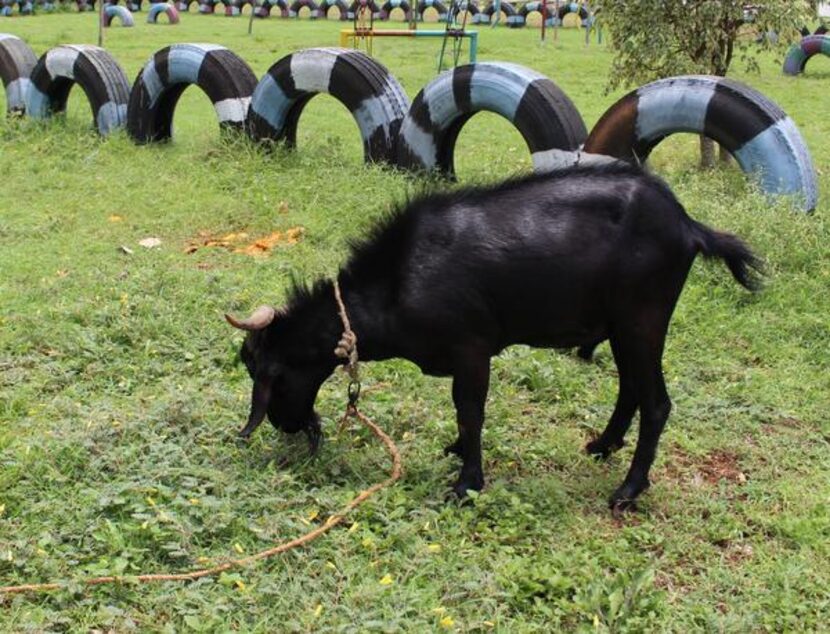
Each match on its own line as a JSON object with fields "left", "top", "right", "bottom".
{"left": 1, "top": 12, "right": 829, "bottom": 632}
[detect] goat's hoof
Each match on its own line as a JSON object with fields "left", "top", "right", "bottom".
{"left": 608, "top": 481, "right": 648, "bottom": 514}
{"left": 451, "top": 476, "right": 483, "bottom": 501}
{"left": 586, "top": 437, "right": 624, "bottom": 460}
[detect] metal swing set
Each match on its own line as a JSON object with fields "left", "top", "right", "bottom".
{"left": 340, "top": 0, "right": 478, "bottom": 72}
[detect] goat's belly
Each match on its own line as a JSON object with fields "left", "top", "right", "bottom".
{"left": 510, "top": 324, "right": 608, "bottom": 349}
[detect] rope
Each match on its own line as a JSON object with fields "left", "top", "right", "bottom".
{"left": 1, "top": 284, "right": 401, "bottom": 597}
{"left": 333, "top": 279, "right": 359, "bottom": 380}
{"left": 0, "top": 407, "right": 400, "bottom": 597}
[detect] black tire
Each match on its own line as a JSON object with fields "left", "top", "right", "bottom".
{"left": 556, "top": 1, "right": 588, "bottom": 24}
{"left": 417, "top": 0, "right": 446, "bottom": 21}
{"left": 318, "top": 0, "right": 347, "bottom": 18}
{"left": 481, "top": 0, "right": 522, "bottom": 26}
{"left": 583, "top": 75, "right": 817, "bottom": 212}
{"left": 127, "top": 43, "right": 258, "bottom": 143}
{"left": 0, "top": 33, "right": 38, "bottom": 114}
{"left": 247, "top": 47, "right": 410, "bottom": 164}
{"left": 102, "top": 4, "right": 135, "bottom": 24}
{"left": 346, "top": 0, "right": 378, "bottom": 18}
{"left": 379, "top": 0, "right": 410, "bottom": 21}
{"left": 254, "top": 0, "right": 287, "bottom": 16}
{"left": 397, "top": 61, "right": 587, "bottom": 175}
{"left": 288, "top": 0, "right": 320, "bottom": 16}
{"left": 25, "top": 45, "right": 130, "bottom": 135}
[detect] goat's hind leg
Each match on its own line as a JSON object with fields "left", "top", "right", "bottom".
{"left": 586, "top": 336, "right": 638, "bottom": 459}
{"left": 608, "top": 330, "right": 672, "bottom": 511}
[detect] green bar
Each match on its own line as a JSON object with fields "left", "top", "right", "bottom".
{"left": 411, "top": 30, "right": 478, "bottom": 63}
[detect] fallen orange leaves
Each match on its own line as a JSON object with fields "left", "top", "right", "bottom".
{"left": 185, "top": 227, "right": 304, "bottom": 256}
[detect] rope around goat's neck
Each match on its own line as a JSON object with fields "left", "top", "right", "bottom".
{"left": 333, "top": 279, "right": 359, "bottom": 383}
{"left": 0, "top": 408, "right": 401, "bottom": 597}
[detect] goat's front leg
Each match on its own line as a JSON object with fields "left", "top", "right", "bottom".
{"left": 449, "top": 346, "right": 491, "bottom": 498}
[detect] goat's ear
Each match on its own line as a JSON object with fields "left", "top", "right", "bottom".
{"left": 225, "top": 306, "right": 277, "bottom": 331}
{"left": 238, "top": 375, "right": 272, "bottom": 438}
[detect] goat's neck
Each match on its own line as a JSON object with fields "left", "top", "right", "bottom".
{"left": 335, "top": 274, "right": 399, "bottom": 364}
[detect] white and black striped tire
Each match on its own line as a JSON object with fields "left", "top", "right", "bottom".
{"left": 417, "top": 0, "right": 446, "bottom": 21}
{"left": 0, "top": 34, "right": 37, "bottom": 114}
{"left": 583, "top": 75, "right": 818, "bottom": 212}
{"left": 253, "top": 0, "right": 286, "bottom": 16}
{"left": 318, "top": 0, "right": 347, "bottom": 18}
{"left": 397, "top": 62, "right": 587, "bottom": 175}
{"left": 147, "top": 0, "right": 178, "bottom": 19}
{"left": 346, "top": 0, "right": 379, "bottom": 19}
{"left": 379, "top": 0, "right": 411, "bottom": 20}
{"left": 127, "top": 44, "right": 257, "bottom": 143}
{"left": 481, "top": 1, "right": 522, "bottom": 27}
{"left": 102, "top": 4, "right": 135, "bottom": 24}
{"left": 288, "top": 0, "right": 320, "bottom": 16}
{"left": 25, "top": 45, "right": 130, "bottom": 135}
{"left": 247, "top": 48, "right": 410, "bottom": 164}
{"left": 555, "top": 1, "right": 589, "bottom": 26}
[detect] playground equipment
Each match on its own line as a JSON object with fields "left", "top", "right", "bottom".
{"left": 437, "top": 0, "right": 473, "bottom": 71}
{"left": 0, "top": 35, "right": 818, "bottom": 211}
{"left": 340, "top": 0, "right": 476, "bottom": 68}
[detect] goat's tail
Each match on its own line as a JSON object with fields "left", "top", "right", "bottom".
{"left": 690, "top": 220, "right": 764, "bottom": 291}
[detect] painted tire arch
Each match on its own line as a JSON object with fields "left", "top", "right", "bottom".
{"left": 102, "top": 4, "right": 135, "bottom": 24}
{"left": 246, "top": 47, "right": 410, "bottom": 164}
{"left": 783, "top": 34, "right": 830, "bottom": 75}
{"left": 583, "top": 75, "right": 817, "bottom": 212}
{"left": 146, "top": 1, "right": 180, "bottom": 21}
{"left": 126, "top": 43, "right": 257, "bottom": 143}
{"left": 25, "top": 45, "right": 130, "bottom": 135}
{"left": 0, "top": 33, "right": 38, "bottom": 114}
{"left": 397, "top": 62, "right": 587, "bottom": 175}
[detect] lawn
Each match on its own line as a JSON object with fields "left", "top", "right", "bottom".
{"left": 1, "top": 11, "right": 829, "bottom": 632}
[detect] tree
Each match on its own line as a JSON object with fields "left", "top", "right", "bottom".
{"left": 600, "top": 0, "right": 816, "bottom": 166}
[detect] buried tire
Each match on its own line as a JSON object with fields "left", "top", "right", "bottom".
{"left": 147, "top": 1, "right": 179, "bottom": 21}
{"left": 25, "top": 45, "right": 130, "bottom": 135}
{"left": 582, "top": 75, "right": 818, "bottom": 212}
{"left": 396, "top": 62, "right": 587, "bottom": 175}
{"left": 127, "top": 43, "right": 257, "bottom": 143}
{"left": 102, "top": 4, "right": 135, "bottom": 25}
{"left": 783, "top": 34, "right": 830, "bottom": 75}
{"left": 0, "top": 33, "right": 38, "bottom": 114}
{"left": 246, "top": 47, "right": 410, "bottom": 164}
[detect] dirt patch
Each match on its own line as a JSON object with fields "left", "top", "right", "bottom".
{"left": 658, "top": 447, "right": 747, "bottom": 487}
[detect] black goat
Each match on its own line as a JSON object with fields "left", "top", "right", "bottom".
{"left": 226, "top": 163, "right": 761, "bottom": 510}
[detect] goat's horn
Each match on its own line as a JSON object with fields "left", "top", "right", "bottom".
{"left": 225, "top": 305, "right": 277, "bottom": 331}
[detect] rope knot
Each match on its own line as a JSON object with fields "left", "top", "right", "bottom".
{"left": 334, "top": 330, "right": 357, "bottom": 365}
